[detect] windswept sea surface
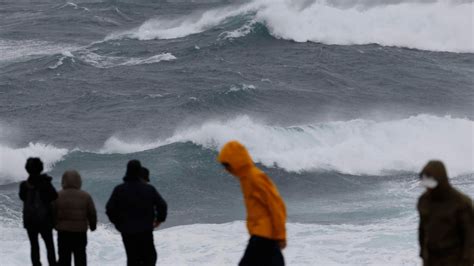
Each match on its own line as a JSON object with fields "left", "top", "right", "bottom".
{"left": 0, "top": 0, "right": 473, "bottom": 265}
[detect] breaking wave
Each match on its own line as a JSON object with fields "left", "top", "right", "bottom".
{"left": 1, "top": 114, "right": 472, "bottom": 184}
{"left": 101, "top": 115, "right": 474, "bottom": 176}
{"left": 255, "top": 0, "right": 474, "bottom": 52}
{"left": 114, "top": 0, "right": 474, "bottom": 52}
{"left": 106, "top": 4, "right": 256, "bottom": 40}
{"left": 0, "top": 142, "right": 68, "bottom": 183}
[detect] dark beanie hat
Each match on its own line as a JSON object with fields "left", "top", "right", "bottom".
{"left": 25, "top": 157, "right": 44, "bottom": 175}
{"left": 125, "top": 160, "right": 142, "bottom": 179}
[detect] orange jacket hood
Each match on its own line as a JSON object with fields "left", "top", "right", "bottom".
{"left": 218, "top": 141, "right": 287, "bottom": 241}
{"left": 218, "top": 141, "right": 254, "bottom": 177}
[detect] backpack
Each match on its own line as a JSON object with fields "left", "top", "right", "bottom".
{"left": 24, "top": 185, "right": 50, "bottom": 227}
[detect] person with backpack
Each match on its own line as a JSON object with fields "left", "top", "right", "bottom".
{"left": 54, "top": 170, "right": 97, "bottom": 266}
{"left": 218, "top": 141, "right": 287, "bottom": 266}
{"left": 19, "top": 157, "right": 58, "bottom": 266}
{"left": 106, "top": 160, "right": 167, "bottom": 266}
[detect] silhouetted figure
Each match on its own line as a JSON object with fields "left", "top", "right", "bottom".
{"left": 19, "top": 158, "right": 58, "bottom": 266}
{"left": 418, "top": 161, "right": 473, "bottom": 266}
{"left": 54, "top": 170, "right": 97, "bottom": 266}
{"left": 218, "top": 141, "right": 287, "bottom": 266}
{"left": 140, "top": 167, "right": 150, "bottom": 183}
{"left": 106, "top": 160, "right": 167, "bottom": 266}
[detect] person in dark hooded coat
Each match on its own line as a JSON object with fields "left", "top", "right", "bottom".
{"left": 417, "top": 161, "right": 473, "bottom": 266}
{"left": 106, "top": 160, "right": 167, "bottom": 266}
{"left": 19, "top": 157, "right": 58, "bottom": 266}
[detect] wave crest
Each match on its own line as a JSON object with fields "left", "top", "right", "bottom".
{"left": 114, "top": 0, "right": 474, "bottom": 53}
{"left": 256, "top": 0, "right": 473, "bottom": 52}
{"left": 107, "top": 4, "right": 256, "bottom": 40}
{"left": 0, "top": 143, "right": 69, "bottom": 184}
{"left": 102, "top": 115, "right": 474, "bottom": 176}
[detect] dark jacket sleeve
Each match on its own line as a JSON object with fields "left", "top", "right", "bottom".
{"left": 106, "top": 187, "right": 120, "bottom": 225}
{"left": 87, "top": 194, "right": 98, "bottom": 231}
{"left": 153, "top": 188, "right": 167, "bottom": 223}
{"left": 418, "top": 217, "right": 425, "bottom": 258}
{"left": 52, "top": 199, "right": 58, "bottom": 227}
{"left": 44, "top": 181, "right": 58, "bottom": 202}
{"left": 458, "top": 202, "right": 473, "bottom": 261}
{"left": 417, "top": 199, "right": 425, "bottom": 258}
{"left": 19, "top": 181, "right": 27, "bottom": 201}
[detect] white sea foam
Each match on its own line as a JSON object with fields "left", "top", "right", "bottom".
{"left": 102, "top": 115, "right": 474, "bottom": 176}
{"left": 79, "top": 52, "right": 176, "bottom": 68}
{"left": 121, "top": 53, "right": 177, "bottom": 66}
{"left": 226, "top": 84, "right": 257, "bottom": 93}
{"left": 48, "top": 51, "right": 76, "bottom": 69}
{"left": 117, "top": 0, "right": 474, "bottom": 52}
{"left": 57, "top": 2, "right": 90, "bottom": 12}
{"left": 0, "top": 142, "right": 69, "bottom": 184}
{"left": 0, "top": 218, "right": 420, "bottom": 265}
{"left": 255, "top": 0, "right": 474, "bottom": 52}
{"left": 100, "top": 136, "right": 166, "bottom": 154}
{"left": 219, "top": 20, "right": 258, "bottom": 40}
{"left": 147, "top": 93, "right": 165, "bottom": 98}
{"left": 106, "top": 3, "right": 257, "bottom": 40}
{"left": 0, "top": 40, "right": 79, "bottom": 64}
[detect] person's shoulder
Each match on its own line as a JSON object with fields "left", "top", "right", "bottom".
{"left": 418, "top": 191, "right": 428, "bottom": 200}
{"left": 142, "top": 183, "right": 158, "bottom": 192}
{"left": 252, "top": 169, "right": 277, "bottom": 191}
{"left": 251, "top": 167, "right": 267, "bottom": 179}
{"left": 20, "top": 180, "right": 35, "bottom": 190}
{"left": 417, "top": 192, "right": 429, "bottom": 207}
{"left": 19, "top": 181, "right": 28, "bottom": 192}
{"left": 77, "top": 189, "right": 93, "bottom": 198}
{"left": 82, "top": 191, "right": 96, "bottom": 204}
{"left": 56, "top": 190, "right": 68, "bottom": 201}
{"left": 452, "top": 188, "right": 472, "bottom": 208}
{"left": 115, "top": 183, "right": 126, "bottom": 189}
{"left": 39, "top": 174, "right": 53, "bottom": 184}
{"left": 111, "top": 183, "right": 127, "bottom": 193}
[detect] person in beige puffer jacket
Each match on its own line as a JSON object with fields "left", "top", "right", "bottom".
{"left": 54, "top": 170, "right": 97, "bottom": 266}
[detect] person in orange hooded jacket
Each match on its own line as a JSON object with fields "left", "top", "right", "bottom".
{"left": 218, "top": 141, "right": 287, "bottom": 266}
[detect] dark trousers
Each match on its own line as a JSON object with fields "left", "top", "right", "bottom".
{"left": 57, "top": 231, "right": 87, "bottom": 266}
{"left": 121, "top": 232, "right": 157, "bottom": 266}
{"left": 239, "top": 236, "right": 285, "bottom": 266}
{"left": 26, "top": 228, "right": 57, "bottom": 266}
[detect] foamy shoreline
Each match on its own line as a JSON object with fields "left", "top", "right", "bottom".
{"left": 1, "top": 219, "right": 420, "bottom": 265}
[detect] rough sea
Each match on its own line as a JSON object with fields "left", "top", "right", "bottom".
{"left": 0, "top": 0, "right": 473, "bottom": 265}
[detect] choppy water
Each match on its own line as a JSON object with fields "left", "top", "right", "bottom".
{"left": 0, "top": 0, "right": 473, "bottom": 265}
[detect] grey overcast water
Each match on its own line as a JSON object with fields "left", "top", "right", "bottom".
{"left": 0, "top": 0, "right": 473, "bottom": 264}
